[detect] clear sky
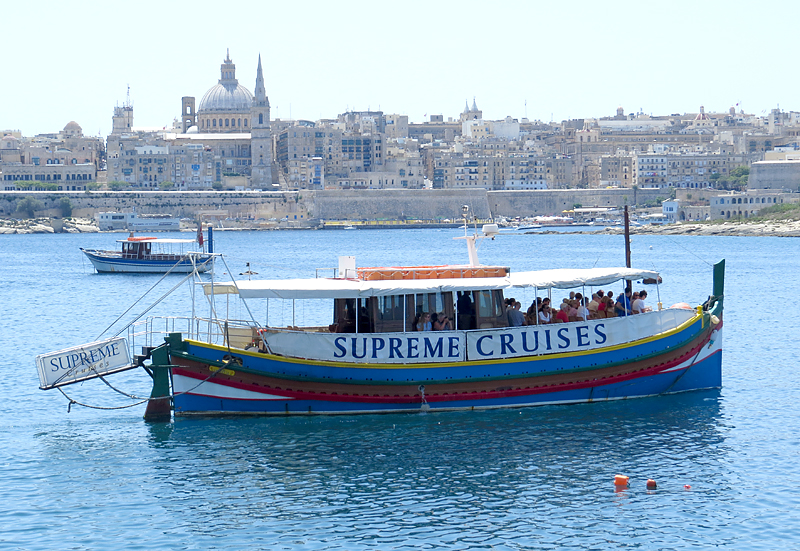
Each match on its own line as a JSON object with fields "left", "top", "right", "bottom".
{"left": 4, "top": 0, "right": 798, "bottom": 138}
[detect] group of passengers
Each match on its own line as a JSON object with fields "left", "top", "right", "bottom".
{"left": 512, "top": 287, "right": 651, "bottom": 326}
{"left": 413, "top": 311, "right": 453, "bottom": 331}
{"left": 412, "top": 287, "right": 651, "bottom": 331}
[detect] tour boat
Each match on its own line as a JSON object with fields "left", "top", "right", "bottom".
{"left": 80, "top": 226, "right": 214, "bottom": 274}
{"left": 39, "top": 214, "right": 723, "bottom": 420}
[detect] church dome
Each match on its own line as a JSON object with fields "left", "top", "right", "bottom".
{"left": 197, "top": 51, "right": 253, "bottom": 113}
{"left": 63, "top": 121, "right": 83, "bottom": 137}
{"left": 198, "top": 82, "right": 253, "bottom": 112}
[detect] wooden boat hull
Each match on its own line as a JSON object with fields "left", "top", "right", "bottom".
{"left": 165, "top": 309, "right": 722, "bottom": 416}
{"left": 81, "top": 249, "right": 213, "bottom": 273}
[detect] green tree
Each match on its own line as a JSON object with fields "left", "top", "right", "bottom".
{"left": 15, "top": 197, "right": 43, "bottom": 218}
{"left": 108, "top": 181, "right": 128, "bottom": 191}
{"left": 730, "top": 166, "right": 750, "bottom": 179}
{"left": 59, "top": 197, "right": 73, "bottom": 217}
{"left": 572, "top": 203, "right": 582, "bottom": 209}
{"left": 212, "top": 182, "right": 223, "bottom": 190}
{"left": 158, "top": 181, "right": 175, "bottom": 190}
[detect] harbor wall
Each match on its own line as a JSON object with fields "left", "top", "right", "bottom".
{"left": 487, "top": 188, "right": 666, "bottom": 218}
{"left": 0, "top": 191, "right": 309, "bottom": 222}
{"left": 311, "top": 189, "right": 491, "bottom": 220}
{"left": 0, "top": 188, "right": 668, "bottom": 223}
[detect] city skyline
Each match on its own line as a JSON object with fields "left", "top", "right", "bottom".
{"left": 4, "top": 0, "right": 799, "bottom": 137}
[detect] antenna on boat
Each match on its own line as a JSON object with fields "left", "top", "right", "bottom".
{"left": 454, "top": 205, "right": 498, "bottom": 267}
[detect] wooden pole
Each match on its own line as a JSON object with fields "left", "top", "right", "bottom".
{"left": 624, "top": 205, "right": 631, "bottom": 268}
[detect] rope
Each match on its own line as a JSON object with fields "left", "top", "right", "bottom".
{"left": 56, "top": 355, "right": 232, "bottom": 412}
{"left": 95, "top": 257, "right": 212, "bottom": 341}
{"left": 661, "top": 332, "right": 710, "bottom": 395}
{"left": 657, "top": 233, "right": 714, "bottom": 267}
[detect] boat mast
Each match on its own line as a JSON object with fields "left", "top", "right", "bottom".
{"left": 624, "top": 205, "right": 631, "bottom": 269}
{"left": 461, "top": 205, "right": 480, "bottom": 266}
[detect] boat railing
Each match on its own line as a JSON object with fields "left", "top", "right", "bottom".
{"left": 128, "top": 316, "right": 263, "bottom": 356}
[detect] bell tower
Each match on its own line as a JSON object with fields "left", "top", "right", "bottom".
{"left": 181, "top": 96, "right": 196, "bottom": 132}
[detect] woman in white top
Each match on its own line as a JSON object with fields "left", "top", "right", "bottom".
{"left": 632, "top": 290, "right": 648, "bottom": 314}
{"left": 538, "top": 305, "right": 552, "bottom": 324}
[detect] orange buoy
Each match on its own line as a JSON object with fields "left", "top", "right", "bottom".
{"left": 684, "top": 484, "right": 692, "bottom": 490}
{"left": 614, "top": 474, "right": 629, "bottom": 487}
{"left": 646, "top": 479, "right": 657, "bottom": 489}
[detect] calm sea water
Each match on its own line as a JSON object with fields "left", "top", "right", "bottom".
{"left": 2, "top": 229, "right": 798, "bottom": 550}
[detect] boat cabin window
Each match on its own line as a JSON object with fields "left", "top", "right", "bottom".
{"left": 332, "top": 290, "right": 506, "bottom": 333}
{"left": 333, "top": 298, "right": 372, "bottom": 333}
{"left": 457, "top": 290, "right": 507, "bottom": 330}
{"left": 414, "top": 292, "right": 446, "bottom": 320}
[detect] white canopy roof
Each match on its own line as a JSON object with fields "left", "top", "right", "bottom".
{"left": 203, "top": 267, "right": 659, "bottom": 300}
{"left": 116, "top": 238, "right": 198, "bottom": 244}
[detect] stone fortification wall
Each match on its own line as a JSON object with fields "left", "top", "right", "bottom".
{"left": 487, "top": 188, "right": 666, "bottom": 218}
{"left": 0, "top": 191, "right": 309, "bottom": 221}
{"left": 0, "top": 188, "right": 667, "bottom": 223}
{"left": 748, "top": 161, "right": 800, "bottom": 192}
{"left": 311, "top": 189, "right": 491, "bottom": 220}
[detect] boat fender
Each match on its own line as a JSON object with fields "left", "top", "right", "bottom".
{"left": 710, "top": 315, "right": 720, "bottom": 325}
{"left": 708, "top": 329, "right": 719, "bottom": 348}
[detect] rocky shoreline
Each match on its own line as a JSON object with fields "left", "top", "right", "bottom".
{"left": 0, "top": 218, "right": 98, "bottom": 234}
{"left": 3, "top": 217, "right": 800, "bottom": 237}
{"left": 585, "top": 220, "right": 800, "bottom": 237}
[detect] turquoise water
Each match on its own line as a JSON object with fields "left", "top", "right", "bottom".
{"left": 2, "top": 229, "right": 798, "bottom": 549}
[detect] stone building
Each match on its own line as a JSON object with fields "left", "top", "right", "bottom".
{"left": 1, "top": 122, "right": 101, "bottom": 190}
{"left": 106, "top": 51, "right": 274, "bottom": 189}
{"left": 748, "top": 160, "right": 800, "bottom": 192}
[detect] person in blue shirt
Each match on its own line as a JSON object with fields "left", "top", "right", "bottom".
{"left": 615, "top": 287, "right": 633, "bottom": 317}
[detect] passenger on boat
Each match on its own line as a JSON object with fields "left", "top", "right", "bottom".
{"left": 555, "top": 303, "right": 569, "bottom": 323}
{"left": 568, "top": 299, "right": 579, "bottom": 321}
{"left": 577, "top": 297, "right": 590, "bottom": 321}
{"left": 505, "top": 297, "right": 516, "bottom": 324}
{"left": 508, "top": 301, "right": 526, "bottom": 327}
{"left": 457, "top": 293, "right": 476, "bottom": 330}
{"left": 587, "top": 293, "right": 600, "bottom": 318}
{"left": 417, "top": 313, "right": 433, "bottom": 331}
{"left": 538, "top": 305, "right": 553, "bottom": 324}
{"left": 615, "top": 288, "right": 633, "bottom": 317}
{"left": 527, "top": 298, "right": 541, "bottom": 318}
{"left": 432, "top": 313, "right": 452, "bottom": 331}
{"left": 632, "top": 290, "right": 649, "bottom": 314}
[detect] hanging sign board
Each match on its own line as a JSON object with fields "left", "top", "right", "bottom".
{"left": 35, "top": 337, "right": 134, "bottom": 390}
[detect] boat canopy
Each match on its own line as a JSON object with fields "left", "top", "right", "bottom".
{"left": 116, "top": 238, "right": 199, "bottom": 244}
{"left": 203, "top": 267, "right": 659, "bottom": 300}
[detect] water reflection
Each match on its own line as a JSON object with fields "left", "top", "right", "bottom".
{"left": 131, "top": 391, "right": 733, "bottom": 548}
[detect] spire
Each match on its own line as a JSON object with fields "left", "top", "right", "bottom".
{"left": 472, "top": 97, "right": 478, "bottom": 112}
{"left": 463, "top": 100, "right": 469, "bottom": 114}
{"left": 253, "top": 53, "right": 269, "bottom": 108}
